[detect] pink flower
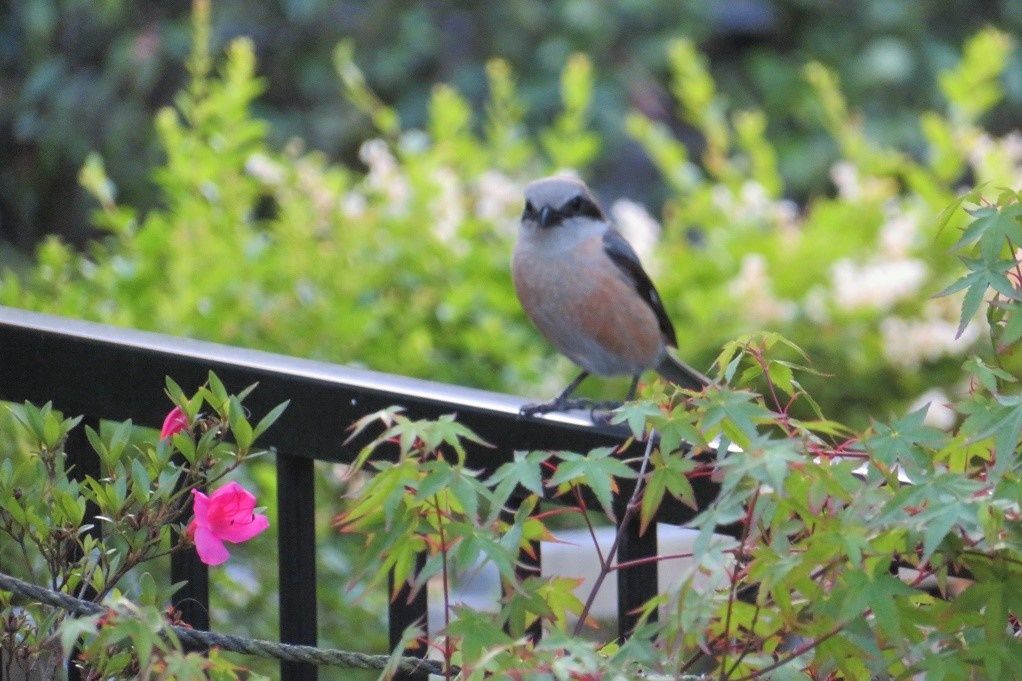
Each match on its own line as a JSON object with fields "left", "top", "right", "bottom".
{"left": 160, "top": 406, "right": 189, "bottom": 440}
{"left": 187, "top": 482, "right": 269, "bottom": 566}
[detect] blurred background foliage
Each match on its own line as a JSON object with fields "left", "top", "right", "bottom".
{"left": 2, "top": 1, "right": 1020, "bottom": 426}
{"left": 2, "top": 0, "right": 1021, "bottom": 251}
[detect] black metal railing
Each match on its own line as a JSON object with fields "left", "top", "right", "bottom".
{"left": 0, "top": 306, "right": 720, "bottom": 680}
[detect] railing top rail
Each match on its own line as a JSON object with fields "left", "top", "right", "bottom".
{"left": 5, "top": 305, "right": 712, "bottom": 493}
{"left": 0, "top": 305, "right": 715, "bottom": 522}
{"left": 0, "top": 305, "right": 567, "bottom": 421}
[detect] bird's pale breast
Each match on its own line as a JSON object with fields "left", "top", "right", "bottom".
{"left": 513, "top": 232, "right": 663, "bottom": 376}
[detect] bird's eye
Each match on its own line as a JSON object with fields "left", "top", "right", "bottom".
{"left": 568, "top": 196, "right": 583, "bottom": 212}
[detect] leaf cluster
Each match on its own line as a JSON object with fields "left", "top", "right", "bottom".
{"left": 0, "top": 371, "right": 285, "bottom": 680}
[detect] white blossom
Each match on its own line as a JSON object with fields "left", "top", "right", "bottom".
{"left": 772, "top": 199, "right": 800, "bottom": 231}
{"left": 340, "top": 191, "right": 367, "bottom": 219}
{"left": 1004, "top": 130, "right": 1022, "bottom": 163}
{"left": 610, "top": 199, "right": 661, "bottom": 265}
{"left": 710, "top": 185, "right": 734, "bottom": 212}
{"left": 708, "top": 181, "right": 799, "bottom": 231}
{"left": 430, "top": 166, "right": 465, "bottom": 246}
{"left": 295, "top": 160, "right": 334, "bottom": 223}
{"left": 880, "top": 299, "right": 982, "bottom": 369}
{"left": 967, "top": 132, "right": 996, "bottom": 170}
{"left": 474, "top": 170, "right": 521, "bottom": 237}
{"left": 359, "top": 138, "right": 410, "bottom": 215}
{"left": 728, "top": 254, "right": 798, "bottom": 324}
{"left": 879, "top": 209, "right": 919, "bottom": 258}
{"left": 802, "top": 286, "right": 831, "bottom": 325}
{"left": 829, "top": 161, "right": 892, "bottom": 201}
{"left": 831, "top": 258, "right": 927, "bottom": 312}
{"left": 244, "top": 152, "right": 285, "bottom": 186}
{"left": 739, "top": 181, "right": 770, "bottom": 213}
{"left": 830, "top": 161, "right": 860, "bottom": 200}
{"left": 967, "top": 130, "right": 1022, "bottom": 186}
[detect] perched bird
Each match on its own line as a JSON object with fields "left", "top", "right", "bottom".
{"left": 512, "top": 175, "right": 710, "bottom": 415}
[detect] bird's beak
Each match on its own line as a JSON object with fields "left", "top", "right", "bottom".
{"left": 538, "top": 206, "right": 557, "bottom": 229}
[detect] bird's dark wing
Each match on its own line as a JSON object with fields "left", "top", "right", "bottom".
{"left": 602, "top": 229, "right": 678, "bottom": 347}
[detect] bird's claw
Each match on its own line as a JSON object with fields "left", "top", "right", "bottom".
{"left": 588, "top": 401, "right": 622, "bottom": 423}
{"left": 519, "top": 401, "right": 554, "bottom": 417}
{"left": 519, "top": 398, "right": 572, "bottom": 416}
{"left": 520, "top": 398, "right": 622, "bottom": 420}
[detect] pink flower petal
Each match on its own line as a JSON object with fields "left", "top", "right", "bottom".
{"left": 212, "top": 482, "right": 256, "bottom": 512}
{"left": 160, "top": 406, "right": 189, "bottom": 440}
{"left": 218, "top": 512, "right": 269, "bottom": 543}
{"left": 192, "top": 525, "right": 230, "bottom": 566}
{"left": 190, "top": 489, "right": 210, "bottom": 527}
{"left": 186, "top": 482, "right": 267, "bottom": 563}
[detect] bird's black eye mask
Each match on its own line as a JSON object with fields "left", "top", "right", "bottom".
{"left": 522, "top": 194, "right": 604, "bottom": 227}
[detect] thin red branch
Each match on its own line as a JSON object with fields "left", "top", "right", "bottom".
{"left": 572, "top": 433, "right": 657, "bottom": 636}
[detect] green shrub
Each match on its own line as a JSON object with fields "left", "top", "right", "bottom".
{"left": 3, "top": 0, "right": 1021, "bottom": 250}
{"left": 7, "top": 188, "right": 1022, "bottom": 678}
{"left": 0, "top": 375, "right": 286, "bottom": 680}
{"left": 3, "top": 11, "right": 1019, "bottom": 427}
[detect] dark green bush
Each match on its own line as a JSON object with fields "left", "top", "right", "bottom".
{"left": 2, "top": 0, "right": 1020, "bottom": 249}
{"left": 4, "top": 6, "right": 1019, "bottom": 428}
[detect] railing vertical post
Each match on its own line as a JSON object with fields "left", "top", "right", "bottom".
{"left": 389, "top": 554, "right": 428, "bottom": 681}
{"left": 65, "top": 417, "right": 102, "bottom": 681}
{"left": 277, "top": 453, "right": 318, "bottom": 681}
{"left": 615, "top": 498, "right": 658, "bottom": 640}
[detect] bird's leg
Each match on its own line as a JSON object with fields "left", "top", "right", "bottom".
{"left": 587, "top": 375, "right": 641, "bottom": 423}
{"left": 520, "top": 371, "right": 591, "bottom": 416}
{"left": 624, "top": 374, "right": 640, "bottom": 401}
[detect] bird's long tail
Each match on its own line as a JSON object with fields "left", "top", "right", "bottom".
{"left": 655, "top": 352, "right": 712, "bottom": 391}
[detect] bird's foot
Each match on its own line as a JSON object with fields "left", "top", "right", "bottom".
{"left": 520, "top": 397, "right": 579, "bottom": 416}
{"left": 520, "top": 398, "right": 622, "bottom": 419}
{"left": 587, "top": 401, "right": 623, "bottom": 423}
{"left": 519, "top": 401, "right": 555, "bottom": 417}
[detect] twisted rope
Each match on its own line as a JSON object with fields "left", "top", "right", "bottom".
{"left": 0, "top": 571, "right": 449, "bottom": 678}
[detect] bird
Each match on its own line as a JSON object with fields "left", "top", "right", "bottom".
{"left": 512, "top": 175, "right": 710, "bottom": 416}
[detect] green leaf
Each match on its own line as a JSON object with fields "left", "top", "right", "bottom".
{"left": 206, "top": 371, "right": 230, "bottom": 412}
{"left": 999, "top": 303, "right": 1022, "bottom": 346}
{"left": 108, "top": 419, "right": 133, "bottom": 461}
{"left": 536, "top": 576, "right": 586, "bottom": 631}
{"left": 236, "top": 381, "right": 259, "bottom": 402}
{"left": 165, "top": 376, "right": 189, "bottom": 410}
{"left": 611, "top": 401, "right": 661, "bottom": 439}
{"left": 486, "top": 450, "right": 549, "bottom": 523}
{"left": 935, "top": 185, "right": 986, "bottom": 236}
{"left": 937, "top": 255, "right": 1019, "bottom": 338}
{"left": 865, "top": 406, "right": 947, "bottom": 478}
{"left": 639, "top": 455, "right": 697, "bottom": 535}
{"left": 130, "top": 459, "right": 151, "bottom": 503}
{"left": 548, "top": 447, "right": 636, "bottom": 519}
{"left": 955, "top": 204, "right": 1022, "bottom": 255}
{"left": 85, "top": 425, "right": 109, "bottom": 467}
{"left": 920, "top": 505, "right": 960, "bottom": 562}
{"left": 253, "top": 400, "right": 289, "bottom": 440}
{"left": 171, "top": 431, "right": 197, "bottom": 464}
{"left": 963, "top": 356, "right": 1016, "bottom": 393}
{"left": 227, "top": 396, "right": 253, "bottom": 452}
{"left": 696, "top": 388, "right": 772, "bottom": 448}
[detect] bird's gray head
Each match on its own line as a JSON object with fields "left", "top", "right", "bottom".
{"left": 521, "top": 175, "right": 606, "bottom": 231}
